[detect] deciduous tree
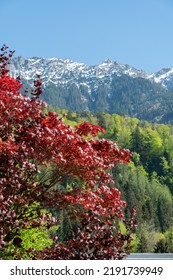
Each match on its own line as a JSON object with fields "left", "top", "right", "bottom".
{"left": 0, "top": 45, "right": 135, "bottom": 259}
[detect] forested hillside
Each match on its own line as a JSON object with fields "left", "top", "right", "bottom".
{"left": 50, "top": 108, "right": 173, "bottom": 252}
{"left": 26, "top": 75, "right": 173, "bottom": 124}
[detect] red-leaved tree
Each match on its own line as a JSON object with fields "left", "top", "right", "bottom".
{"left": 0, "top": 45, "right": 136, "bottom": 259}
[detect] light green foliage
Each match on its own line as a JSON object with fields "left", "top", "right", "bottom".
{"left": 19, "top": 202, "right": 58, "bottom": 252}
{"left": 155, "top": 227, "right": 173, "bottom": 253}
{"left": 130, "top": 234, "right": 140, "bottom": 253}
{"left": 119, "top": 221, "right": 127, "bottom": 234}
{"left": 20, "top": 227, "right": 55, "bottom": 251}
{"left": 137, "top": 222, "right": 161, "bottom": 253}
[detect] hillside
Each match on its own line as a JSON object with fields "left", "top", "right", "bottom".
{"left": 54, "top": 108, "right": 173, "bottom": 252}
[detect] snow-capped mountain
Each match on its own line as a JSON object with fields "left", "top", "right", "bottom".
{"left": 9, "top": 56, "right": 173, "bottom": 91}
{"left": 149, "top": 68, "right": 173, "bottom": 91}
{"left": 8, "top": 56, "right": 173, "bottom": 124}
{"left": 9, "top": 57, "right": 149, "bottom": 89}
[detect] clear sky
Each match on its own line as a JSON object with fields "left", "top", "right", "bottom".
{"left": 1, "top": 0, "right": 173, "bottom": 73}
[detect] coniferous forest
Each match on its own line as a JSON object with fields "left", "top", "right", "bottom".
{"left": 1, "top": 46, "right": 173, "bottom": 260}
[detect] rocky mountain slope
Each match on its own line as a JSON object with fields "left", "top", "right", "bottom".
{"left": 9, "top": 57, "right": 173, "bottom": 123}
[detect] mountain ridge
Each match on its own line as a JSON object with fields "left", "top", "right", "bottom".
{"left": 9, "top": 56, "right": 173, "bottom": 88}
{"left": 8, "top": 56, "right": 173, "bottom": 124}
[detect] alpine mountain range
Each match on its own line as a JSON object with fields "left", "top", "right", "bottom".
{"left": 9, "top": 56, "right": 173, "bottom": 124}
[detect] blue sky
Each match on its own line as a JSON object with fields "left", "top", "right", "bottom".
{"left": 1, "top": 0, "right": 173, "bottom": 72}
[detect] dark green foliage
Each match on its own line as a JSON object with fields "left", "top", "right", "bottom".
{"left": 40, "top": 74, "right": 173, "bottom": 123}
{"left": 100, "top": 75, "right": 173, "bottom": 123}
{"left": 57, "top": 210, "right": 74, "bottom": 242}
{"left": 94, "top": 85, "right": 109, "bottom": 112}
{"left": 42, "top": 84, "right": 67, "bottom": 109}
